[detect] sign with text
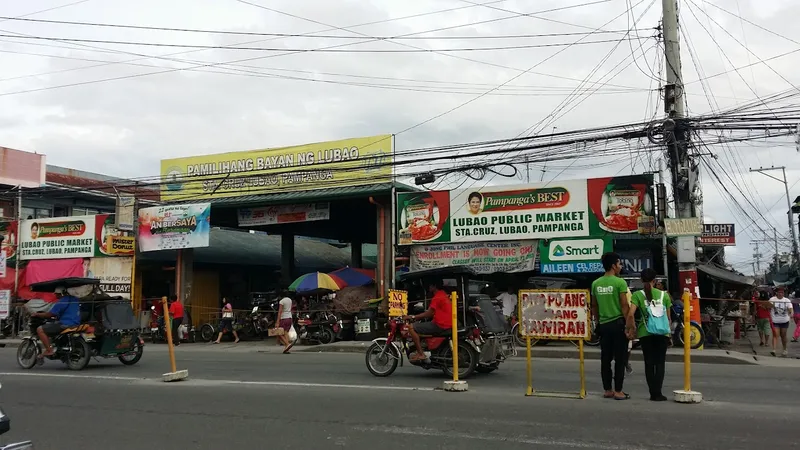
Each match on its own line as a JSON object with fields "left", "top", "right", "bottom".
{"left": 89, "top": 257, "right": 133, "bottom": 299}
{"left": 137, "top": 203, "right": 211, "bottom": 252}
{"left": 619, "top": 249, "right": 654, "bottom": 275}
{"left": 20, "top": 216, "right": 96, "bottom": 260}
{"left": 397, "top": 175, "right": 654, "bottom": 245}
{"left": 664, "top": 217, "right": 703, "bottom": 236}
{"left": 0, "top": 249, "right": 5, "bottom": 278}
{"left": 238, "top": 203, "right": 330, "bottom": 227}
{"left": 518, "top": 289, "right": 591, "bottom": 340}
{"left": 105, "top": 236, "right": 135, "bottom": 255}
{"left": 388, "top": 290, "right": 408, "bottom": 318}
{"left": 538, "top": 237, "right": 610, "bottom": 274}
{"left": 410, "top": 240, "right": 537, "bottom": 274}
{"left": 700, "top": 223, "right": 736, "bottom": 246}
{"left": 0, "top": 289, "right": 9, "bottom": 319}
{"left": 160, "top": 135, "right": 393, "bottom": 201}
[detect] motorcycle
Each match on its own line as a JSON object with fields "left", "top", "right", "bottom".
{"left": 0, "top": 382, "right": 34, "bottom": 450}
{"left": 149, "top": 305, "right": 196, "bottom": 344}
{"left": 295, "top": 310, "right": 339, "bottom": 345}
{"left": 365, "top": 316, "right": 480, "bottom": 378}
{"left": 16, "top": 278, "right": 144, "bottom": 371}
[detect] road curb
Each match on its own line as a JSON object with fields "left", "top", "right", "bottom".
{"left": 299, "top": 342, "right": 760, "bottom": 365}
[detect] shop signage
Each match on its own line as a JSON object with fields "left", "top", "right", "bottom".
{"left": 0, "top": 249, "right": 5, "bottom": 277}
{"left": 518, "top": 289, "right": 591, "bottom": 340}
{"left": 664, "top": 217, "right": 703, "bottom": 236}
{"left": 89, "top": 256, "right": 133, "bottom": 299}
{"left": 538, "top": 237, "right": 610, "bottom": 274}
{"left": 0, "top": 221, "right": 17, "bottom": 265}
{"left": 619, "top": 249, "right": 653, "bottom": 275}
{"left": 137, "top": 203, "right": 211, "bottom": 252}
{"left": 410, "top": 240, "right": 537, "bottom": 274}
{"left": 115, "top": 196, "right": 136, "bottom": 231}
{"left": 700, "top": 223, "right": 736, "bottom": 246}
{"left": 388, "top": 289, "right": 408, "bottom": 317}
{"left": 20, "top": 216, "right": 96, "bottom": 260}
{"left": 160, "top": 135, "right": 393, "bottom": 201}
{"left": 18, "top": 214, "right": 131, "bottom": 260}
{"left": 397, "top": 174, "right": 654, "bottom": 245}
{"left": 105, "top": 236, "right": 135, "bottom": 255}
{"left": 237, "top": 203, "right": 330, "bottom": 227}
{"left": 0, "top": 289, "right": 9, "bottom": 319}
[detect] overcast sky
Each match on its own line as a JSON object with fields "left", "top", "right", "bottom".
{"left": 1, "top": 0, "right": 799, "bottom": 274}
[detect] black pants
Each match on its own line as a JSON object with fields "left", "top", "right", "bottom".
{"left": 597, "top": 319, "right": 629, "bottom": 392}
{"left": 172, "top": 318, "right": 182, "bottom": 345}
{"left": 639, "top": 335, "right": 669, "bottom": 399}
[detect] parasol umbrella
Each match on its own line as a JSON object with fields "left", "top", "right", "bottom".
{"left": 289, "top": 272, "right": 346, "bottom": 294}
{"left": 329, "top": 266, "right": 374, "bottom": 287}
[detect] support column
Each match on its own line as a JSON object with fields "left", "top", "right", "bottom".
{"left": 351, "top": 240, "right": 363, "bottom": 268}
{"left": 177, "top": 249, "right": 194, "bottom": 307}
{"left": 281, "top": 234, "right": 295, "bottom": 287}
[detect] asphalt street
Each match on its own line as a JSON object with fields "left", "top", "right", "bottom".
{"left": 0, "top": 345, "right": 797, "bottom": 450}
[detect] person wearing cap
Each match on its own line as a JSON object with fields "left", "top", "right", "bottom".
{"left": 31, "top": 286, "right": 81, "bottom": 358}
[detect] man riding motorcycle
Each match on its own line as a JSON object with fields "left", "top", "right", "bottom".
{"left": 404, "top": 281, "right": 452, "bottom": 362}
{"left": 32, "top": 286, "right": 80, "bottom": 359}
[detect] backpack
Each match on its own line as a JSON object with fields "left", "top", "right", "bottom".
{"left": 643, "top": 291, "right": 670, "bottom": 335}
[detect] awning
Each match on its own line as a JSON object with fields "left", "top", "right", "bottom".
{"left": 697, "top": 263, "right": 755, "bottom": 286}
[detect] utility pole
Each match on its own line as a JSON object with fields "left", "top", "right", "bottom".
{"left": 751, "top": 241, "right": 762, "bottom": 275}
{"left": 748, "top": 166, "right": 800, "bottom": 267}
{"left": 662, "top": 0, "right": 699, "bottom": 296}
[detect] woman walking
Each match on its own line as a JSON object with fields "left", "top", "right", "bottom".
{"left": 213, "top": 297, "right": 240, "bottom": 344}
{"left": 629, "top": 268, "right": 672, "bottom": 401}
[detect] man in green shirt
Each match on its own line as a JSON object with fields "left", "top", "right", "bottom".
{"left": 591, "top": 252, "right": 635, "bottom": 400}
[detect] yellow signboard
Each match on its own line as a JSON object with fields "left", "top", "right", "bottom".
{"left": 105, "top": 236, "right": 136, "bottom": 255}
{"left": 388, "top": 289, "right": 408, "bottom": 318}
{"left": 160, "top": 135, "right": 393, "bottom": 201}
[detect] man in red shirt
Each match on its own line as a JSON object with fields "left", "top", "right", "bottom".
{"left": 168, "top": 295, "right": 185, "bottom": 346}
{"left": 754, "top": 291, "right": 772, "bottom": 347}
{"left": 405, "top": 281, "right": 453, "bottom": 361}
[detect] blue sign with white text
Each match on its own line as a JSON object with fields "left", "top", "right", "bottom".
{"left": 540, "top": 262, "right": 604, "bottom": 274}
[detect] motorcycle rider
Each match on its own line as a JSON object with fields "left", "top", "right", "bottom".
{"left": 33, "top": 286, "right": 80, "bottom": 358}
{"left": 404, "top": 281, "right": 452, "bottom": 362}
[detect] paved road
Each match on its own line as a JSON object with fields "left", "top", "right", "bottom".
{"left": 0, "top": 346, "right": 797, "bottom": 450}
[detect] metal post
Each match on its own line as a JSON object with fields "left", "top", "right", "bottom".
{"left": 781, "top": 167, "right": 800, "bottom": 265}
{"left": 13, "top": 187, "right": 21, "bottom": 297}
{"left": 659, "top": 160, "right": 669, "bottom": 286}
{"left": 681, "top": 291, "right": 691, "bottom": 391}
{"left": 774, "top": 228, "right": 780, "bottom": 269}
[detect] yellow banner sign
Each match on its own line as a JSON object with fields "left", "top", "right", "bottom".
{"left": 388, "top": 289, "right": 408, "bottom": 318}
{"left": 105, "top": 236, "right": 135, "bottom": 255}
{"left": 160, "top": 135, "right": 393, "bottom": 201}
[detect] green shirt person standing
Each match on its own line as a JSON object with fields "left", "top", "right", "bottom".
{"left": 590, "top": 252, "right": 634, "bottom": 400}
{"left": 627, "top": 267, "right": 672, "bottom": 401}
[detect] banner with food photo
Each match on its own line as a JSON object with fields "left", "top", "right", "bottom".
{"left": 397, "top": 191, "right": 451, "bottom": 245}
{"left": 586, "top": 174, "right": 654, "bottom": 235}
{"left": 95, "top": 214, "right": 134, "bottom": 256}
{"left": 0, "top": 221, "right": 18, "bottom": 264}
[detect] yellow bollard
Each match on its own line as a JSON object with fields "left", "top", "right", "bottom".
{"left": 442, "top": 291, "right": 467, "bottom": 392}
{"left": 673, "top": 290, "right": 701, "bottom": 403}
{"left": 525, "top": 336, "right": 533, "bottom": 396}
{"left": 161, "top": 296, "right": 188, "bottom": 382}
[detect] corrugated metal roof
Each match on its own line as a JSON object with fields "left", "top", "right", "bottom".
{"left": 198, "top": 181, "right": 418, "bottom": 207}
{"left": 138, "top": 228, "right": 376, "bottom": 270}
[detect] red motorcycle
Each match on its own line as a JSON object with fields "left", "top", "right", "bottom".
{"left": 364, "top": 317, "right": 480, "bottom": 379}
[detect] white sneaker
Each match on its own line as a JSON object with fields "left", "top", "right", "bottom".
{"left": 782, "top": 350, "right": 788, "bottom": 357}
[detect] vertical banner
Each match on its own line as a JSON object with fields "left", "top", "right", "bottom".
{"left": 0, "top": 249, "right": 5, "bottom": 278}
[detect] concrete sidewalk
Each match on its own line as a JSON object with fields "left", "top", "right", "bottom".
{"left": 4, "top": 337, "right": 800, "bottom": 366}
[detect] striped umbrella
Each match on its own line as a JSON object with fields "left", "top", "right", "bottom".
{"left": 289, "top": 272, "right": 346, "bottom": 293}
